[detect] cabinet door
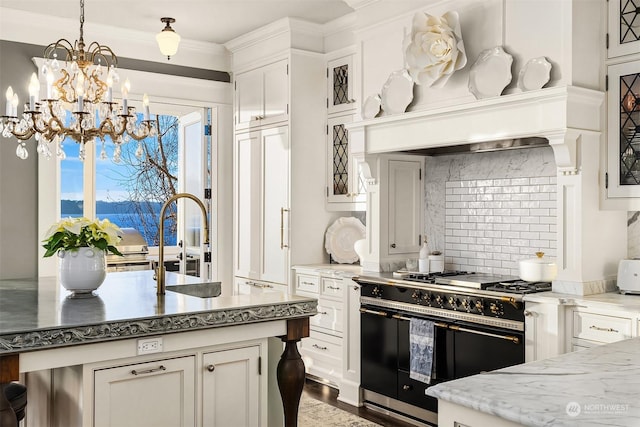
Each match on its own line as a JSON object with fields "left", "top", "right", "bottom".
{"left": 327, "top": 55, "right": 356, "bottom": 115}
{"left": 234, "top": 132, "right": 261, "bottom": 279}
{"left": 388, "top": 159, "right": 422, "bottom": 254}
{"left": 202, "top": 346, "right": 261, "bottom": 427}
{"left": 94, "top": 356, "right": 195, "bottom": 427}
{"left": 327, "top": 115, "right": 353, "bottom": 203}
{"left": 606, "top": 60, "right": 640, "bottom": 199}
{"left": 608, "top": 0, "right": 640, "bottom": 58}
{"left": 260, "top": 126, "right": 290, "bottom": 285}
{"left": 235, "top": 69, "right": 263, "bottom": 129}
{"left": 262, "top": 60, "right": 289, "bottom": 126}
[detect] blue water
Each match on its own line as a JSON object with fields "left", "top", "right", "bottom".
{"left": 60, "top": 212, "right": 176, "bottom": 246}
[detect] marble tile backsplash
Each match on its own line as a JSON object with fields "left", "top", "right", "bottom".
{"left": 445, "top": 177, "right": 557, "bottom": 275}
{"left": 423, "top": 146, "right": 558, "bottom": 275}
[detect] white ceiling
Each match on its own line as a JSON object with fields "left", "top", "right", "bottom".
{"left": 0, "top": 0, "right": 355, "bottom": 45}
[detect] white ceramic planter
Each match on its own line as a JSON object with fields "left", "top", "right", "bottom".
{"left": 58, "top": 247, "right": 107, "bottom": 295}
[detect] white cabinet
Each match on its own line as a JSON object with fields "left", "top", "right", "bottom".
{"left": 234, "top": 126, "right": 289, "bottom": 286}
{"left": 202, "top": 346, "right": 261, "bottom": 427}
{"left": 234, "top": 59, "right": 288, "bottom": 131}
{"left": 326, "top": 115, "right": 366, "bottom": 211}
{"left": 232, "top": 51, "right": 334, "bottom": 292}
{"left": 607, "top": 0, "right": 640, "bottom": 59}
{"left": 387, "top": 158, "right": 423, "bottom": 255}
{"left": 93, "top": 356, "right": 196, "bottom": 427}
{"left": 293, "top": 268, "right": 345, "bottom": 386}
{"left": 523, "top": 300, "right": 566, "bottom": 362}
{"left": 566, "top": 305, "right": 638, "bottom": 350}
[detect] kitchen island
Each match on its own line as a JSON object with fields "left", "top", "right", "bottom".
{"left": 0, "top": 271, "right": 317, "bottom": 427}
{"left": 426, "top": 336, "right": 640, "bottom": 426}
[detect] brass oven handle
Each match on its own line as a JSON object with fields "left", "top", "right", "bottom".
{"left": 280, "top": 207, "right": 290, "bottom": 249}
{"left": 131, "top": 365, "right": 166, "bottom": 376}
{"left": 388, "top": 313, "right": 520, "bottom": 344}
{"left": 359, "top": 308, "right": 388, "bottom": 317}
{"left": 589, "top": 325, "right": 619, "bottom": 333}
{"left": 499, "top": 296, "right": 520, "bottom": 309}
{"left": 448, "top": 325, "right": 520, "bottom": 344}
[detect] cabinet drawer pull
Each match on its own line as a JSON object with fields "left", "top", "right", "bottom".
{"left": 206, "top": 364, "right": 215, "bottom": 372}
{"left": 301, "top": 281, "right": 315, "bottom": 286}
{"left": 251, "top": 282, "right": 273, "bottom": 288}
{"left": 312, "top": 344, "right": 328, "bottom": 350}
{"left": 402, "top": 384, "right": 412, "bottom": 391}
{"left": 280, "top": 207, "right": 290, "bottom": 249}
{"left": 318, "top": 311, "right": 328, "bottom": 315}
{"left": 589, "top": 325, "right": 619, "bottom": 333}
{"left": 327, "top": 285, "right": 341, "bottom": 290}
{"left": 131, "top": 365, "right": 166, "bottom": 376}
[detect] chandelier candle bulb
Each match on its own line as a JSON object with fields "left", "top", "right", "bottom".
{"left": 28, "top": 73, "right": 39, "bottom": 110}
{"left": 5, "top": 87, "right": 13, "bottom": 116}
{"left": 11, "top": 93, "right": 18, "bottom": 117}
{"left": 143, "top": 94, "right": 150, "bottom": 120}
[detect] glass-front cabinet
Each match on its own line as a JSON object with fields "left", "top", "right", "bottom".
{"left": 326, "top": 115, "right": 366, "bottom": 210}
{"left": 608, "top": 0, "right": 640, "bottom": 58}
{"left": 607, "top": 61, "right": 640, "bottom": 199}
{"left": 327, "top": 55, "right": 356, "bottom": 115}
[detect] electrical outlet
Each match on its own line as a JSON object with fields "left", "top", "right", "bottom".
{"left": 137, "top": 337, "right": 163, "bottom": 355}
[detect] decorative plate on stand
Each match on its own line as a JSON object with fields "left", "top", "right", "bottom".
{"left": 380, "top": 70, "right": 414, "bottom": 114}
{"left": 362, "top": 94, "right": 382, "bottom": 119}
{"left": 324, "top": 217, "right": 366, "bottom": 264}
{"left": 468, "top": 46, "right": 513, "bottom": 99}
{"left": 517, "top": 57, "right": 552, "bottom": 91}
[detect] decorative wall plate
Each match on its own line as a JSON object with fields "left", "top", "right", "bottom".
{"left": 380, "top": 70, "right": 414, "bottom": 114}
{"left": 362, "top": 94, "right": 382, "bottom": 119}
{"left": 517, "top": 57, "right": 552, "bottom": 91}
{"left": 468, "top": 46, "right": 513, "bottom": 99}
{"left": 324, "top": 217, "right": 366, "bottom": 264}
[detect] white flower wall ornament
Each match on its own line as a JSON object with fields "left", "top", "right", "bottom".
{"left": 404, "top": 11, "right": 467, "bottom": 88}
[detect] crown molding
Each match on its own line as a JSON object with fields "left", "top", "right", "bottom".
{"left": 0, "top": 7, "right": 230, "bottom": 71}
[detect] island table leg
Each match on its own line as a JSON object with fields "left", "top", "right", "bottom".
{"left": 0, "top": 354, "right": 19, "bottom": 427}
{"left": 277, "top": 317, "right": 309, "bottom": 427}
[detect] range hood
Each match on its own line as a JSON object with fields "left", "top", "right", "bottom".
{"left": 347, "top": 85, "right": 604, "bottom": 175}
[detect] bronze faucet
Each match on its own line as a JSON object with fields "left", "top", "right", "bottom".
{"left": 155, "top": 193, "right": 210, "bottom": 294}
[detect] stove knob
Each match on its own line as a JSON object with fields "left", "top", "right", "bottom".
{"left": 422, "top": 293, "right": 432, "bottom": 304}
{"left": 435, "top": 295, "right": 444, "bottom": 307}
{"left": 411, "top": 290, "right": 421, "bottom": 301}
{"left": 448, "top": 296, "right": 457, "bottom": 308}
{"left": 372, "top": 286, "right": 381, "bottom": 297}
{"left": 461, "top": 299, "right": 471, "bottom": 312}
{"left": 475, "top": 300, "right": 484, "bottom": 313}
{"left": 489, "top": 302, "right": 504, "bottom": 316}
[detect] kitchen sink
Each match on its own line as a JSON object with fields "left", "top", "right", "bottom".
{"left": 166, "top": 282, "right": 222, "bottom": 298}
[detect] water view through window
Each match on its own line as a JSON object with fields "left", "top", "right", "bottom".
{"left": 60, "top": 114, "right": 180, "bottom": 246}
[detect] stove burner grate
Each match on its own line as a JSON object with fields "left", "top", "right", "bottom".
{"left": 486, "top": 281, "right": 552, "bottom": 294}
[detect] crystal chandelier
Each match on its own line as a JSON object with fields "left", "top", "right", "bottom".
{"left": 0, "top": 0, "right": 157, "bottom": 161}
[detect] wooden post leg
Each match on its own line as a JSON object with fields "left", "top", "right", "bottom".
{"left": 277, "top": 318, "right": 310, "bottom": 427}
{"left": 0, "top": 355, "right": 19, "bottom": 427}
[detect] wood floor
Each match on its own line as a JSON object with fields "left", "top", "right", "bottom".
{"left": 303, "top": 379, "right": 424, "bottom": 427}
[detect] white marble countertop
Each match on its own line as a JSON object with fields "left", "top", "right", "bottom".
{"left": 524, "top": 290, "right": 640, "bottom": 313}
{"left": 0, "top": 271, "right": 316, "bottom": 354}
{"left": 427, "top": 337, "right": 640, "bottom": 426}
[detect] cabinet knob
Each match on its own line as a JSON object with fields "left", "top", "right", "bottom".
{"left": 390, "top": 243, "right": 396, "bottom": 248}
{"left": 402, "top": 384, "right": 412, "bottom": 391}
{"left": 207, "top": 364, "right": 215, "bottom": 372}
{"left": 524, "top": 310, "right": 534, "bottom": 317}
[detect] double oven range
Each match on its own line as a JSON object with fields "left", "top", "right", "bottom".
{"left": 356, "top": 271, "right": 551, "bottom": 425}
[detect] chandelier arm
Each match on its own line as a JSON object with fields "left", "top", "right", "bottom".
{"left": 7, "top": 125, "right": 35, "bottom": 141}
{"left": 85, "top": 42, "right": 118, "bottom": 68}
{"left": 44, "top": 40, "right": 76, "bottom": 62}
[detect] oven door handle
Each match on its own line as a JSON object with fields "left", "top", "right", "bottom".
{"left": 448, "top": 325, "right": 520, "bottom": 344}
{"left": 391, "top": 314, "right": 449, "bottom": 329}
{"left": 359, "top": 308, "right": 389, "bottom": 317}
{"left": 389, "top": 313, "right": 520, "bottom": 344}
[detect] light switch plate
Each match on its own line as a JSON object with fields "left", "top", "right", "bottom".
{"left": 137, "top": 337, "right": 163, "bottom": 355}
